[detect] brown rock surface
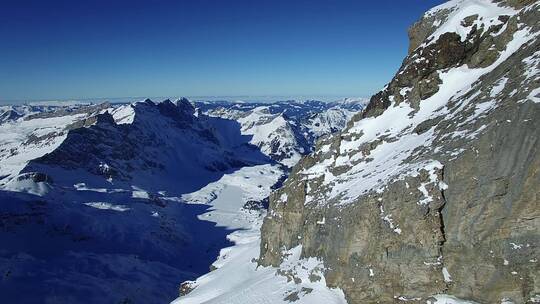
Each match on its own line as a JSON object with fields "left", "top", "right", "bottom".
{"left": 259, "top": 1, "right": 540, "bottom": 303}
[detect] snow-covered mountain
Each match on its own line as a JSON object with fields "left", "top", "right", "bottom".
{"left": 0, "top": 98, "right": 277, "bottom": 303}
{"left": 18, "top": 99, "right": 270, "bottom": 194}
{"left": 199, "top": 99, "right": 365, "bottom": 167}
{"left": 0, "top": 98, "right": 363, "bottom": 190}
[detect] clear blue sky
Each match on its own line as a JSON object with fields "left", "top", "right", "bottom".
{"left": 0, "top": 0, "right": 444, "bottom": 101}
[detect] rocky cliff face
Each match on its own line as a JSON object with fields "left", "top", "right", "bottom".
{"left": 259, "top": 1, "right": 540, "bottom": 303}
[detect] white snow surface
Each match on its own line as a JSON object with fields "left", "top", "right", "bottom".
{"left": 3, "top": 174, "right": 52, "bottom": 196}
{"left": 490, "top": 77, "right": 508, "bottom": 97}
{"left": 528, "top": 87, "right": 540, "bottom": 103}
{"left": 172, "top": 164, "right": 347, "bottom": 304}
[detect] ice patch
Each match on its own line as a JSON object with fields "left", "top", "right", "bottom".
{"left": 132, "top": 191, "right": 149, "bottom": 199}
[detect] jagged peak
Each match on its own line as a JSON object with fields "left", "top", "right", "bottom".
{"left": 251, "top": 105, "right": 272, "bottom": 115}
{"left": 111, "top": 98, "right": 198, "bottom": 127}
{"left": 157, "top": 98, "right": 177, "bottom": 112}
{"left": 176, "top": 97, "right": 190, "bottom": 104}
{"left": 143, "top": 98, "right": 155, "bottom": 105}
{"left": 175, "top": 97, "right": 195, "bottom": 115}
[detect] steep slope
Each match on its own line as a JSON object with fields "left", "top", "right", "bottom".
{"left": 259, "top": 1, "right": 540, "bottom": 303}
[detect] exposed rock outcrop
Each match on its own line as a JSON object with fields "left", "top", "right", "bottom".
{"left": 260, "top": 1, "right": 540, "bottom": 303}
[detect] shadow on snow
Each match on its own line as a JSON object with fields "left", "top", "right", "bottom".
{"left": 0, "top": 107, "right": 276, "bottom": 303}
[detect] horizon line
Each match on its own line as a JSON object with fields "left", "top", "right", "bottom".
{"left": 1, "top": 94, "right": 371, "bottom": 105}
